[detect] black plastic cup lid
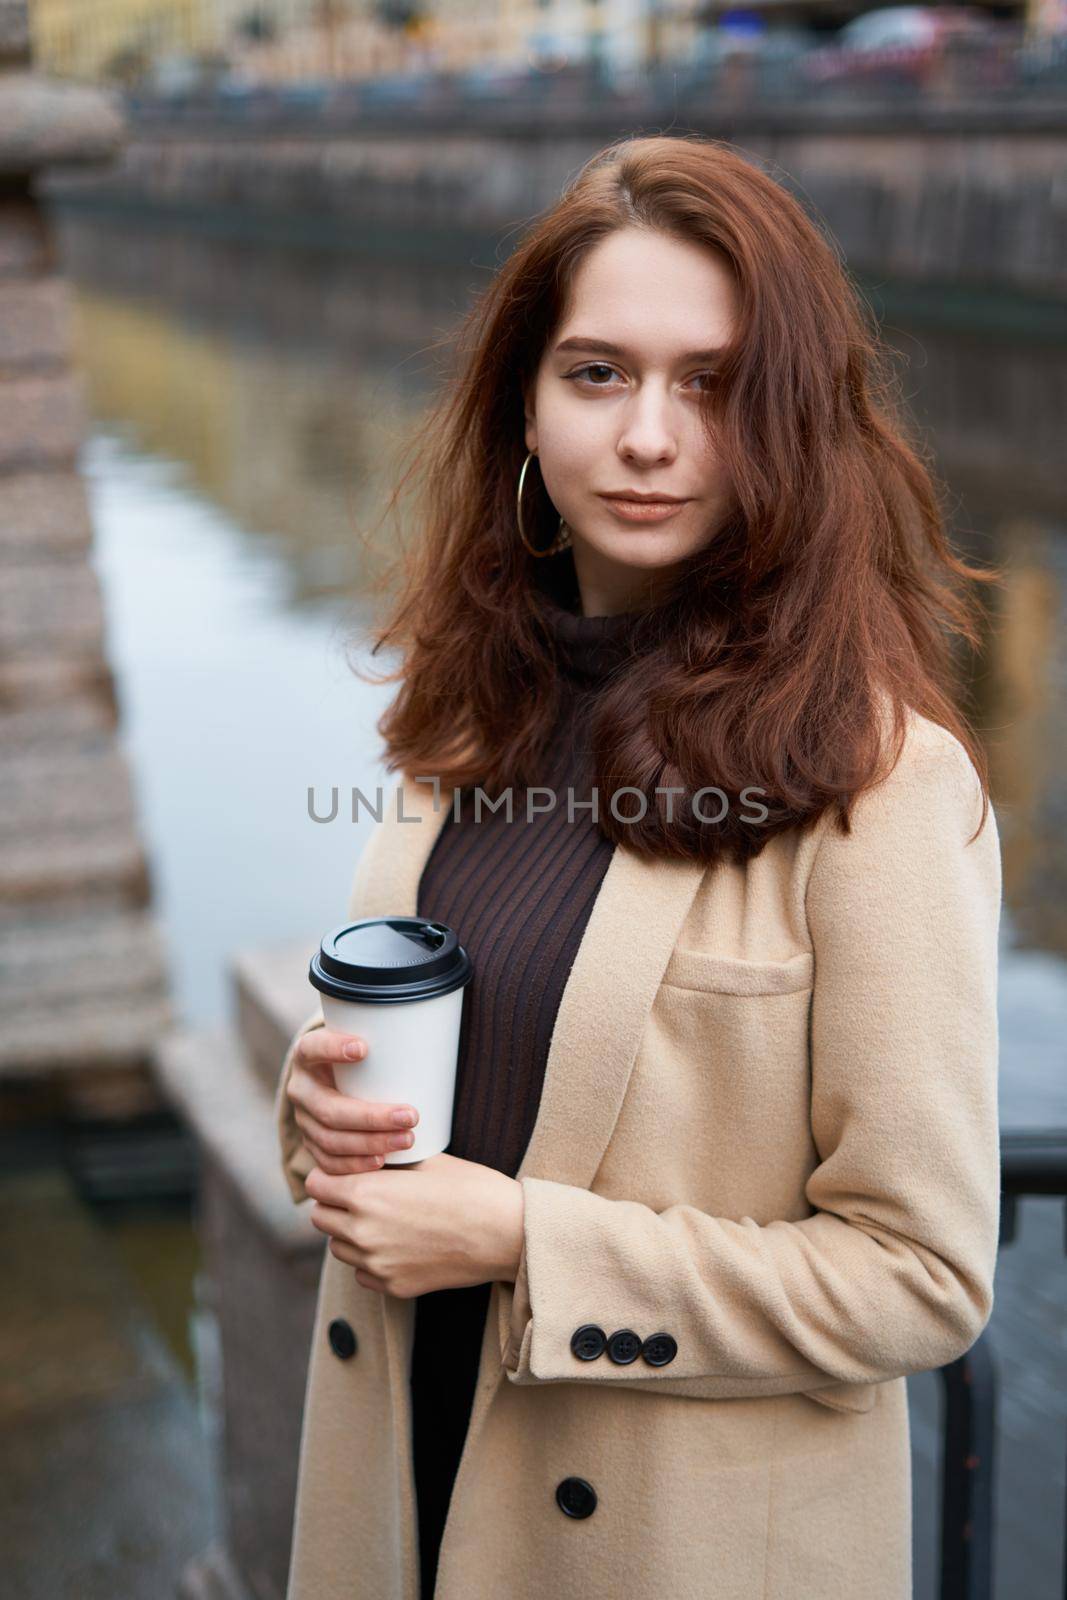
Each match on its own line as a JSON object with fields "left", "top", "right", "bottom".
{"left": 309, "top": 916, "right": 472, "bottom": 1005}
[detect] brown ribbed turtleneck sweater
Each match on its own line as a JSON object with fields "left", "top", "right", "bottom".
{"left": 411, "top": 556, "right": 657, "bottom": 1598}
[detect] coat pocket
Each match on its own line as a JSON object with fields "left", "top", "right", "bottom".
{"left": 651, "top": 948, "right": 814, "bottom": 1109}
{"left": 662, "top": 948, "right": 814, "bottom": 996}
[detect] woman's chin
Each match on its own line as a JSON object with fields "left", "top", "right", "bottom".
{"left": 582, "top": 529, "right": 689, "bottom": 571}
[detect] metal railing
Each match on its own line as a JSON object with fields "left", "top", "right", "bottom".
{"left": 938, "top": 1130, "right": 1067, "bottom": 1600}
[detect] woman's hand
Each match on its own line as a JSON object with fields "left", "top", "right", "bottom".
{"left": 286, "top": 1026, "right": 422, "bottom": 1172}
{"left": 303, "top": 1153, "right": 525, "bottom": 1298}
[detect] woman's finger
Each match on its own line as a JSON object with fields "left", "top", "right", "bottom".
{"left": 297, "top": 1026, "right": 369, "bottom": 1069}
{"left": 299, "top": 1133, "right": 385, "bottom": 1174}
{"left": 353, "top": 1265, "right": 388, "bottom": 1293}
{"left": 324, "top": 1238, "right": 388, "bottom": 1293}
{"left": 327, "top": 1237, "right": 361, "bottom": 1266}
{"left": 288, "top": 1067, "right": 419, "bottom": 1142}
{"left": 308, "top": 1200, "right": 347, "bottom": 1238}
{"left": 293, "top": 1105, "right": 415, "bottom": 1161}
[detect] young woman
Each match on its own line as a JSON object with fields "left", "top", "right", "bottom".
{"left": 274, "top": 134, "right": 1002, "bottom": 1600}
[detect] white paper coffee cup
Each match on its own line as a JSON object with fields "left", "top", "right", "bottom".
{"left": 308, "top": 916, "right": 472, "bottom": 1165}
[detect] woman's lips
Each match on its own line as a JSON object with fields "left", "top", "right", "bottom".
{"left": 598, "top": 495, "right": 691, "bottom": 523}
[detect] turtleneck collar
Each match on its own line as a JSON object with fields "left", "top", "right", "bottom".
{"left": 531, "top": 549, "right": 658, "bottom": 689}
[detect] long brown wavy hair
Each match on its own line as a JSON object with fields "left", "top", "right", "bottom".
{"left": 352, "top": 132, "right": 1000, "bottom": 863}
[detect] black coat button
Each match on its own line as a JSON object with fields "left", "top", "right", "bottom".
{"left": 606, "top": 1328, "right": 642, "bottom": 1365}
{"left": 556, "top": 1476, "right": 597, "bottom": 1518}
{"left": 327, "top": 1317, "right": 357, "bottom": 1360}
{"left": 641, "top": 1332, "right": 678, "bottom": 1367}
{"left": 570, "top": 1324, "right": 607, "bottom": 1361}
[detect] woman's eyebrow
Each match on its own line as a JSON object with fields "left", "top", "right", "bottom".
{"left": 553, "top": 336, "right": 723, "bottom": 364}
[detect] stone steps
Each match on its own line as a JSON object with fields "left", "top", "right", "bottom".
{"left": 0, "top": 825, "right": 153, "bottom": 906}
{"left": 0, "top": 739, "right": 158, "bottom": 907}
{"left": 0, "top": 692, "right": 117, "bottom": 747}
{"left": 0, "top": 555, "right": 107, "bottom": 649}
{"left": 0, "top": 469, "right": 94, "bottom": 554}
{"left": 0, "top": 741, "right": 138, "bottom": 828}
{"left": 0, "top": 909, "right": 172, "bottom": 1073}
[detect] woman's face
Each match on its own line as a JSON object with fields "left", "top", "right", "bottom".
{"left": 525, "top": 225, "right": 738, "bottom": 617}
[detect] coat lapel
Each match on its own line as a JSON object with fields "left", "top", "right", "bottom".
{"left": 512, "top": 830, "right": 708, "bottom": 1188}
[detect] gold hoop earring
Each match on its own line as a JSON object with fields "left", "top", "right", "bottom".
{"left": 516, "top": 450, "right": 572, "bottom": 559}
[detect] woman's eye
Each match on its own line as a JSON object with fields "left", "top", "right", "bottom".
{"left": 569, "top": 363, "right": 617, "bottom": 386}
{"left": 565, "top": 365, "right": 715, "bottom": 391}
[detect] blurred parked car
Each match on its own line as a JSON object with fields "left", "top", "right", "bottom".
{"left": 699, "top": 20, "right": 817, "bottom": 64}
{"left": 800, "top": 6, "right": 1015, "bottom": 89}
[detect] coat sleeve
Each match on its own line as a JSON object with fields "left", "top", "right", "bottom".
{"left": 501, "top": 723, "right": 1003, "bottom": 1395}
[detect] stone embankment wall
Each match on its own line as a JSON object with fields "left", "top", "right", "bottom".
{"left": 40, "top": 103, "right": 1067, "bottom": 303}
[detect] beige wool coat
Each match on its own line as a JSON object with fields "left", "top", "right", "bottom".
{"left": 274, "top": 708, "right": 1002, "bottom": 1600}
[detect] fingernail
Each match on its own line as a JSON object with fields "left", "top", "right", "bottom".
{"left": 392, "top": 1109, "right": 414, "bottom": 1127}
{"left": 344, "top": 1041, "right": 364, "bottom": 1059}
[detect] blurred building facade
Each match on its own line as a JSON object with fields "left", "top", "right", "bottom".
{"left": 31, "top": 0, "right": 216, "bottom": 81}
{"left": 29, "top": 0, "right": 700, "bottom": 85}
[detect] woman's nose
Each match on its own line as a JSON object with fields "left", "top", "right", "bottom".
{"left": 615, "top": 392, "right": 679, "bottom": 463}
